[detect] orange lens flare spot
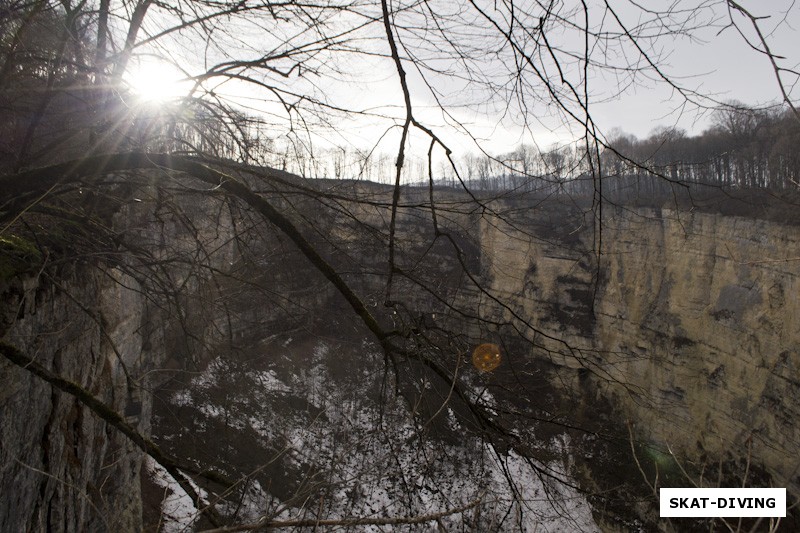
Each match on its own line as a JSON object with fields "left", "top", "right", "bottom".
{"left": 472, "top": 343, "right": 501, "bottom": 372}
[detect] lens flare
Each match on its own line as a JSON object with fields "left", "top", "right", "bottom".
{"left": 472, "top": 343, "right": 501, "bottom": 372}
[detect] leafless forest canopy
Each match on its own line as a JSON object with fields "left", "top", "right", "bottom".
{"left": 1, "top": 0, "right": 799, "bottom": 531}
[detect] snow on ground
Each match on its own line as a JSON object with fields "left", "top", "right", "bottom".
{"left": 253, "top": 369, "right": 292, "bottom": 393}
{"left": 156, "top": 339, "right": 601, "bottom": 531}
{"left": 145, "top": 456, "right": 200, "bottom": 533}
{"left": 484, "top": 447, "right": 600, "bottom": 532}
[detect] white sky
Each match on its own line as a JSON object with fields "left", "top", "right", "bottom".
{"left": 588, "top": 0, "right": 800, "bottom": 140}
{"left": 128, "top": 0, "right": 800, "bottom": 162}
{"left": 364, "top": 0, "right": 800, "bottom": 156}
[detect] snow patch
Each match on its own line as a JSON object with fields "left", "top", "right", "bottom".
{"left": 145, "top": 456, "right": 200, "bottom": 532}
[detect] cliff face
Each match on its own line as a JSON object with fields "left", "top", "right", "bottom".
{"left": 0, "top": 190, "right": 244, "bottom": 532}
{"left": 479, "top": 204, "right": 800, "bottom": 493}
{"left": 2, "top": 185, "right": 798, "bottom": 530}
{"left": 0, "top": 269, "right": 153, "bottom": 532}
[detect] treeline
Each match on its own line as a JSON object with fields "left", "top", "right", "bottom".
{"left": 3, "top": 1, "right": 795, "bottom": 203}
{"left": 275, "top": 103, "right": 799, "bottom": 200}
{"left": 443, "top": 104, "right": 800, "bottom": 197}
{"left": 604, "top": 104, "right": 800, "bottom": 191}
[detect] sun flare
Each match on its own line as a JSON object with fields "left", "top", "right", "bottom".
{"left": 472, "top": 343, "right": 502, "bottom": 373}
{"left": 126, "top": 60, "right": 189, "bottom": 103}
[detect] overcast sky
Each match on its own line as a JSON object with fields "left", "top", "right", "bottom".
{"left": 590, "top": 0, "right": 800, "bottom": 140}
{"left": 462, "top": 0, "right": 800, "bottom": 153}
{"left": 132, "top": 0, "right": 799, "bottom": 163}
{"left": 365, "top": 0, "right": 800, "bottom": 157}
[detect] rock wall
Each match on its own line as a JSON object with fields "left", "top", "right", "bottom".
{"left": 0, "top": 269, "right": 154, "bottom": 532}
{"left": 479, "top": 204, "right": 800, "bottom": 494}
{"left": 0, "top": 189, "right": 245, "bottom": 532}
{"left": 2, "top": 182, "right": 798, "bottom": 530}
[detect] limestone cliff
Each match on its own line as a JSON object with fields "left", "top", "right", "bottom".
{"left": 0, "top": 189, "right": 245, "bottom": 531}
{"left": 0, "top": 269, "right": 152, "bottom": 532}
{"left": 2, "top": 182, "right": 798, "bottom": 530}
{"left": 479, "top": 203, "right": 800, "bottom": 495}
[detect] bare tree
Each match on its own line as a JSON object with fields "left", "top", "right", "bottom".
{"left": 1, "top": 0, "right": 799, "bottom": 531}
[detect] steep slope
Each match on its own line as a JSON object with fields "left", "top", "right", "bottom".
{"left": 2, "top": 181, "right": 798, "bottom": 531}
{"left": 479, "top": 203, "right": 800, "bottom": 498}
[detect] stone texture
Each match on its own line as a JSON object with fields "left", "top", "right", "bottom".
{"left": 478, "top": 204, "right": 800, "bottom": 493}
{"left": 2, "top": 184, "right": 798, "bottom": 530}
{"left": 0, "top": 269, "right": 151, "bottom": 532}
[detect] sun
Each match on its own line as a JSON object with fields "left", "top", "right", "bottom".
{"left": 126, "top": 60, "right": 189, "bottom": 103}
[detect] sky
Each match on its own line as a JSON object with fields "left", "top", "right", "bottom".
{"left": 355, "top": 0, "right": 800, "bottom": 156}
{"left": 588, "top": 0, "right": 800, "bottom": 140}
{"left": 454, "top": 0, "right": 800, "bottom": 151}
{"left": 127, "top": 0, "right": 800, "bottom": 163}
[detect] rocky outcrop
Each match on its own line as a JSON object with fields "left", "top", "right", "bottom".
{"left": 597, "top": 209, "right": 799, "bottom": 487}
{"left": 0, "top": 269, "right": 153, "bottom": 532}
{"left": 479, "top": 203, "right": 800, "bottom": 494}
{"left": 2, "top": 181, "right": 798, "bottom": 530}
{"left": 0, "top": 190, "right": 243, "bottom": 531}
